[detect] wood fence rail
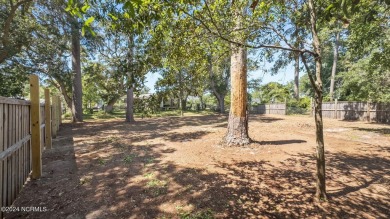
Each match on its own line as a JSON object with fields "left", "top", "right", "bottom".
{"left": 250, "top": 103, "right": 287, "bottom": 115}
{"left": 317, "top": 101, "right": 390, "bottom": 124}
{"left": 0, "top": 75, "right": 62, "bottom": 218}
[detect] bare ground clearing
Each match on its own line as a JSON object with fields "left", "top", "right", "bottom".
{"left": 5, "top": 114, "right": 390, "bottom": 219}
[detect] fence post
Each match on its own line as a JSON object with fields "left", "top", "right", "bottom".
{"left": 268, "top": 103, "right": 271, "bottom": 114}
{"left": 52, "top": 96, "right": 57, "bottom": 138}
{"left": 56, "top": 96, "right": 61, "bottom": 134}
{"left": 367, "top": 101, "right": 371, "bottom": 122}
{"left": 44, "top": 89, "right": 52, "bottom": 149}
{"left": 58, "top": 96, "right": 62, "bottom": 125}
{"left": 334, "top": 99, "right": 338, "bottom": 119}
{"left": 284, "top": 98, "right": 287, "bottom": 115}
{"left": 0, "top": 100, "right": 3, "bottom": 219}
{"left": 30, "top": 75, "right": 42, "bottom": 179}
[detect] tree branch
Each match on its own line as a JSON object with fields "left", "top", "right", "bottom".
{"left": 176, "top": 2, "right": 316, "bottom": 56}
{"left": 300, "top": 53, "right": 320, "bottom": 94}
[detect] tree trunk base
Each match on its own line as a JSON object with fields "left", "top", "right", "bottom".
{"left": 223, "top": 112, "right": 251, "bottom": 146}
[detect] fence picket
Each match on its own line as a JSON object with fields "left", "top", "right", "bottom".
{"left": 321, "top": 101, "right": 390, "bottom": 123}
{"left": 0, "top": 103, "right": 3, "bottom": 219}
{"left": 0, "top": 75, "right": 57, "bottom": 212}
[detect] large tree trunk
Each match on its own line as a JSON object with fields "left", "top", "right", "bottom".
{"left": 126, "top": 87, "right": 135, "bottom": 122}
{"left": 224, "top": 4, "right": 250, "bottom": 146}
{"left": 126, "top": 33, "right": 135, "bottom": 123}
{"left": 50, "top": 76, "right": 72, "bottom": 113}
{"left": 329, "top": 31, "right": 340, "bottom": 102}
{"left": 208, "top": 54, "right": 227, "bottom": 114}
{"left": 71, "top": 22, "right": 83, "bottom": 122}
{"left": 224, "top": 45, "right": 250, "bottom": 145}
{"left": 293, "top": 27, "right": 300, "bottom": 100}
{"left": 105, "top": 97, "right": 118, "bottom": 113}
{"left": 199, "top": 96, "right": 204, "bottom": 110}
{"left": 308, "top": 0, "right": 327, "bottom": 201}
{"left": 219, "top": 95, "right": 225, "bottom": 113}
{"left": 178, "top": 71, "right": 184, "bottom": 116}
{"left": 218, "top": 95, "right": 225, "bottom": 113}
{"left": 181, "top": 99, "right": 187, "bottom": 111}
{"left": 214, "top": 93, "right": 225, "bottom": 113}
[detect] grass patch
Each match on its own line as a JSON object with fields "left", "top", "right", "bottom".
{"left": 84, "top": 110, "right": 124, "bottom": 120}
{"left": 178, "top": 209, "right": 214, "bottom": 219}
{"left": 123, "top": 154, "right": 138, "bottom": 164}
{"left": 147, "top": 179, "right": 167, "bottom": 188}
{"left": 97, "top": 158, "right": 107, "bottom": 165}
{"left": 144, "top": 172, "right": 154, "bottom": 178}
{"left": 144, "top": 173, "right": 168, "bottom": 197}
{"left": 82, "top": 109, "right": 218, "bottom": 121}
{"left": 104, "top": 136, "right": 120, "bottom": 144}
{"left": 143, "top": 157, "right": 155, "bottom": 165}
{"left": 113, "top": 142, "right": 127, "bottom": 151}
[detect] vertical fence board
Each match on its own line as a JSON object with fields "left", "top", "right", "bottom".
{"left": 45, "top": 89, "right": 52, "bottom": 149}
{"left": 2, "top": 105, "right": 8, "bottom": 207}
{"left": 15, "top": 105, "right": 19, "bottom": 198}
{"left": 59, "top": 97, "right": 62, "bottom": 125}
{"left": 321, "top": 101, "right": 390, "bottom": 123}
{"left": 0, "top": 100, "right": 35, "bottom": 211}
{"left": 57, "top": 96, "right": 60, "bottom": 131}
{"left": 30, "top": 75, "right": 42, "bottom": 179}
{"left": 52, "top": 97, "right": 57, "bottom": 138}
{"left": 251, "top": 103, "right": 287, "bottom": 115}
{"left": 0, "top": 103, "right": 3, "bottom": 219}
{"left": 8, "top": 104, "right": 13, "bottom": 205}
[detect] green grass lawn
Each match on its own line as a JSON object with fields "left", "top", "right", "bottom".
{"left": 63, "top": 109, "right": 219, "bottom": 122}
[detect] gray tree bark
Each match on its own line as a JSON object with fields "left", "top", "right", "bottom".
{"left": 105, "top": 97, "right": 119, "bottom": 113}
{"left": 329, "top": 31, "right": 340, "bottom": 102}
{"left": 294, "top": 53, "right": 300, "bottom": 99}
{"left": 71, "top": 22, "right": 83, "bottom": 122}
{"left": 208, "top": 55, "right": 227, "bottom": 114}
{"left": 308, "top": 0, "right": 327, "bottom": 201}
{"left": 126, "top": 87, "right": 135, "bottom": 122}
{"left": 293, "top": 27, "right": 300, "bottom": 100}
{"left": 126, "top": 34, "right": 135, "bottom": 122}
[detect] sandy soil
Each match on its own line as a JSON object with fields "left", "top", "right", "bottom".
{"left": 4, "top": 114, "right": 390, "bottom": 219}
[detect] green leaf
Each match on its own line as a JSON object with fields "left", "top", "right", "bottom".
{"left": 124, "top": 1, "right": 132, "bottom": 10}
{"left": 85, "top": 17, "right": 95, "bottom": 26}
{"left": 108, "top": 13, "right": 118, "bottom": 21}
{"left": 325, "top": 3, "right": 335, "bottom": 12}
{"left": 131, "top": 0, "right": 142, "bottom": 6}
{"left": 123, "top": 1, "right": 136, "bottom": 17}
{"left": 81, "top": 4, "right": 90, "bottom": 13}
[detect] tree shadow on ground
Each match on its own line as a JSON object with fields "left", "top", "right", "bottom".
{"left": 249, "top": 115, "right": 285, "bottom": 123}
{"left": 253, "top": 139, "right": 307, "bottom": 145}
{"left": 75, "top": 115, "right": 226, "bottom": 144}
{"left": 163, "top": 131, "right": 211, "bottom": 142}
{"left": 352, "top": 127, "right": 390, "bottom": 135}
{"left": 6, "top": 117, "right": 390, "bottom": 219}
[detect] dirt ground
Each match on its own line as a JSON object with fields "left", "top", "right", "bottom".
{"left": 4, "top": 114, "right": 390, "bottom": 219}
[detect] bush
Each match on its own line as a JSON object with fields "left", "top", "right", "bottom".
{"left": 287, "top": 97, "right": 311, "bottom": 115}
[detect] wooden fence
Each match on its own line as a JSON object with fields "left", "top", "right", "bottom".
{"left": 250, "top": 103, "right": 287, "bottom": 115}
{"left": 0, "top": 75, "right": 62, "bottom": 218}
{"left": 319, "top": 101, "right": 390, "bottom": 123}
